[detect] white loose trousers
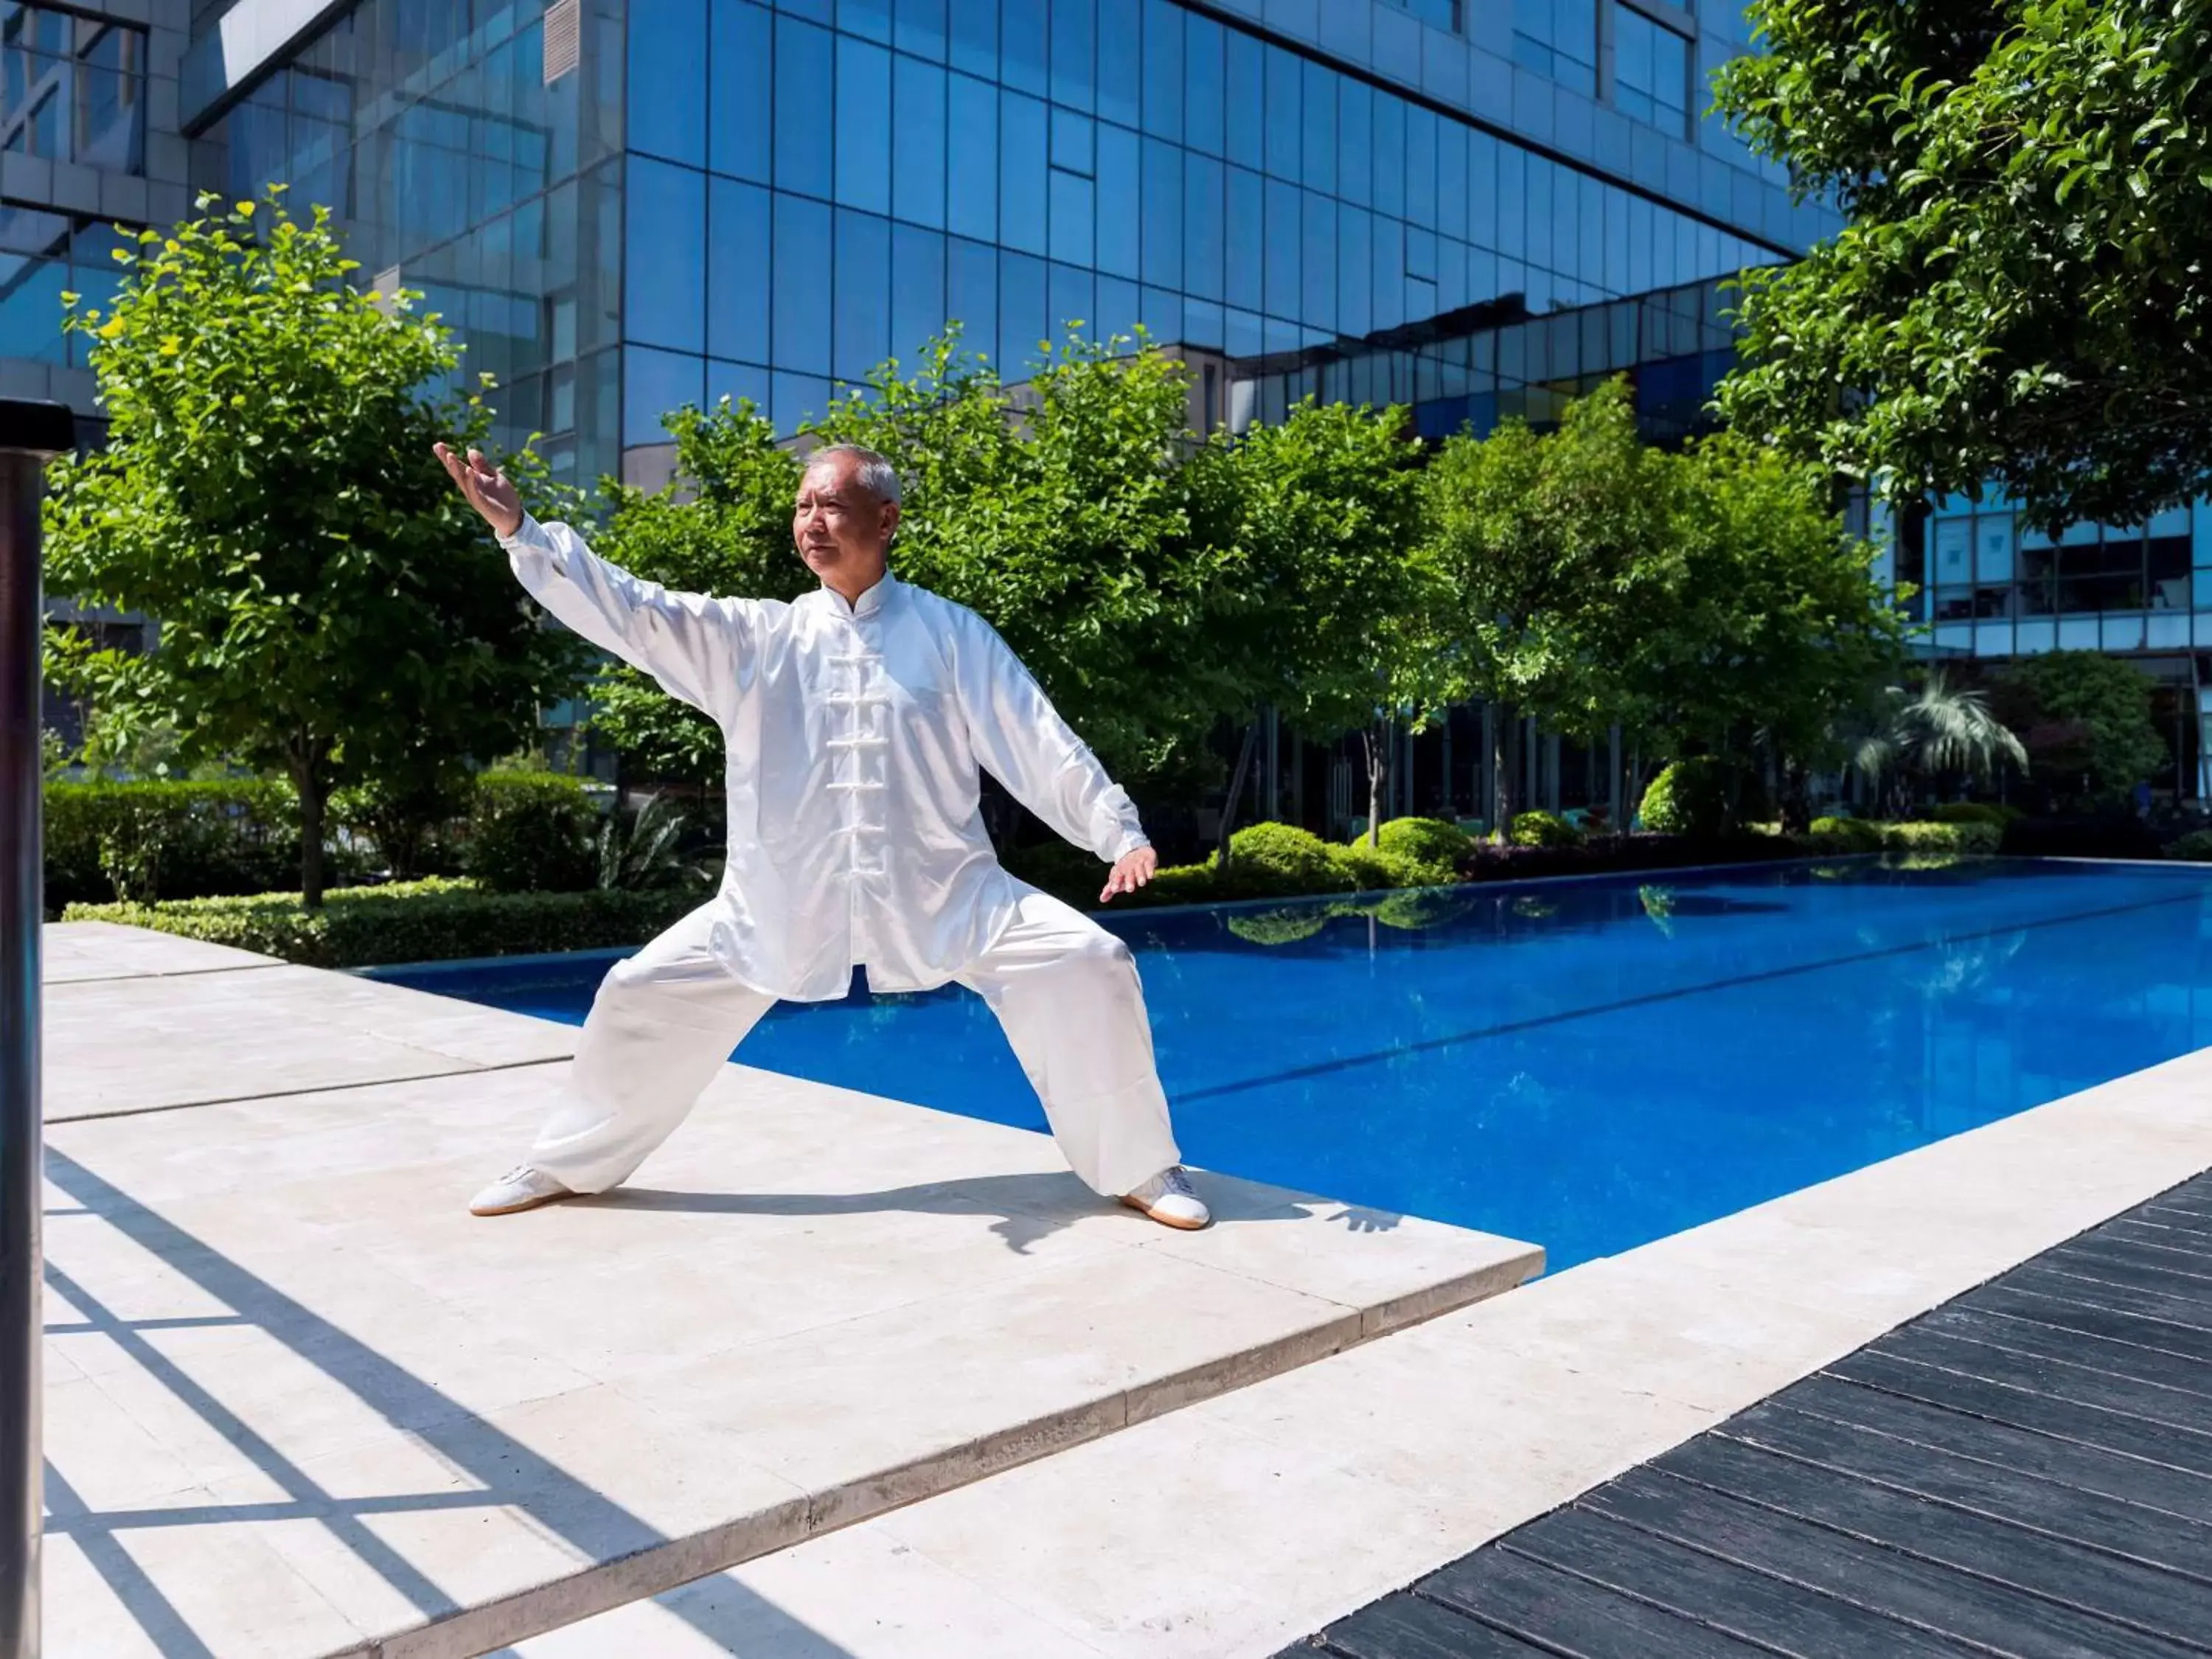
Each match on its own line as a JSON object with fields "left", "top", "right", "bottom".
{"left": 529, "top": 886, "right": 1183, "bottom": 1199}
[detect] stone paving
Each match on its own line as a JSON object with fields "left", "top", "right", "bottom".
{"left": 36, "top": 922, "right": 1540, "bottom": 1659}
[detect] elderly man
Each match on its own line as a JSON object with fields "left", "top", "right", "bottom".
{"left": 432, "top": 439, "right": 1207, "bottom": 1230}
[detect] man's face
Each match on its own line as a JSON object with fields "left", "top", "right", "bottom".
{"left": 793, "top": 453, "right": 899, "bottom": 584}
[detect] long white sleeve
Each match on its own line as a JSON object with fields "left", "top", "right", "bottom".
{"left": 952, "top": 609, "right": 1149, "bottom": 864}
{"left": 499, "top": 514, "right": 755, "bottom": 715}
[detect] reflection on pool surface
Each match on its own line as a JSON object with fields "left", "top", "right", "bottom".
{"left": 367, "top": 857, "right": 2212, "bottom": 1269}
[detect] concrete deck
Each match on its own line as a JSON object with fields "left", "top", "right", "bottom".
{"left": 37, "top": 922, "right": 1542, "bottom": 1659}
{"left": 521, "top": 1042, "right": 2212, "bottom": 1658}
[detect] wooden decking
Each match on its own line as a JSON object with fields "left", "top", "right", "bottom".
{"left": 1287, "top": 1172, "right": 2212, "bottom": 1658}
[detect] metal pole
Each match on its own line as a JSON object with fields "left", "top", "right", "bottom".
{"left": 1, "top": 398, "right": 77, "bottom": 1659}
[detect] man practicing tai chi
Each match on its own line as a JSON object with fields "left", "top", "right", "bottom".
{"left": 433, "top": 439, "right": 1208, "bottom": 1230}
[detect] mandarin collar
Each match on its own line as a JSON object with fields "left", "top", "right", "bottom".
{"left": 818, "top": 568, "right": 899, "bottom": 619}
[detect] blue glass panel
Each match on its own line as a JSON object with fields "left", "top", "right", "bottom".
{"left": 772, "top": 370, "right": 832, "bottom": 433}
{"left": 834, "top": 209, "right": 893, "bottom": 381}
{"left": 1096, "top": 122, "right": 1141, "bottom": 277}
{"left": 1523, "top": 158, "right": 1553, "bottom": 273}
{"left": 837, "top": 38, "right": 894, "bottom": 213}
{"left": 894, "top": 55, "right": 947, "bottom": 229}
{"left": 1001, "top": 248, "right": 1048, "bottom": 365}
{"left": 1372, "top": 94, "right": 1405, "bottom": 219}
{"left": 1436, "top": 234, "right": 1467, "bottom": 310}
{"left": 1184, "top": 12, "right": 1224, "bottom": 156}
{"left": 1406, "top": 276, "right": 1436, "bottom": 324}
{"left": 708, "top": 175, "right": 771, "bottom": 364}
{"left": 841, "top": 0, "right": 893, "bottom": 41}
{"left": 1141, "top": 135, "right": 1183, "bottom": 288}
{"left": 1052, "top": 0, "right": 1095, "bottom": 110}
{"left": 947, "top": 234, "right": 998, "bottom": 364}
{"left": 1468, "top": 245, "right": 1498, "bottom": 303}
{"left": 775, "top": 18, "right": 835, "bottom": 198}
{"left": 1626, "top": 195, "right": 1652, "bottom": 292}
{"left": 1049, "top": 260, "right": 1093, "bottom": 338}
{"left": 773, "top": 192, "right": 833, "bottom": 373}
{"left": 1578, "top": 173, "right": 1603, "bottom": 284}
{"left": 1182, "top": 295, "right": 1225, "bottom": 351}
{"left": 1226, "top": 306, "right": 1262, "bottom": 358}
{"left": 1225, "top": 164, "right": 1263, "bottom": 313}
{"left": 1142, "top": 0, "right": 1183, "bottom": 141}
{"left": 1052, "top": 108, "right": 1095, "bottom": 174}
{"left": 1225, "top": 27, "right": 1263, "bottom": 172}
{"left": 625, "top": 347, "right": 704, "bottom": 445}
{"left": 890, "top": 221, "right": 948, "bottom": 361}
{"left": 626, "top": 158, "right": 706, "bottom": 352}
{"left": 1301, "top": 189, "right": 1337, "bottom": 333}
{"left": 1405, "top": 226, "right": 1436, "bottom": 282}
{"left": 1001, "top": 91, "right": 1048, "bottom": 254}
{"left": 1099, "top": 1, "right": 1140, "bottom": 126}
{"left": 1494, "top": 141, "right": 1523, "bottom": 261}
{"left": 1002, "top": 0, "right": 1047, "bottom": 94}
{"left": 1264, "top": 176, "right": 1300, "bottom": 321}
{"left": 1336, "top": 77, "right": 1370, "bottom": 206}
{"left": 629, "top": 0, "right": 706, "bottom": 165}
{"left": 947, "top": 72, "right": 999, "bottom": 242}
{"left": 1301, "top": 60, "right": 1336, "bottom": 196}
{"left": 1049, "top": 169, "right": 1095, "bottom": 266}
{"left": 1436, "top": 116, "right": 1467, "bottom": 243}
{"left": 1096, "top": 273, "right": 1142, "bottom": 343}
{"left": 897, "top": 0, "right": 948, "bottom": 60}
{"left": 707, "top": 358, "right": 772, "bottom": 412}
{"left": 1265, "top": 46, "right": 1300, "bottom": 181}
{"left": 1371, "top": 215, "right": 1404, "bottom": 332}
{"left": 950, "top": 0, "right": 996, "bottom": 75}
{"left": 1405, "top": 106, "right": 1436, "bottom": 229}
{"left": 709, "top": 0, "right": 772, "bottom": 182}
{"left": 1183, "top": 150, "right": 1224, "bottom": 300}
{"left": 1140, "top": 285, "right": 1180, "bottom": 341}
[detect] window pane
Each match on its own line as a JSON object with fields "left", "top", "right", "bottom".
{"left": 1002, "top": 0, "right": 1046, "bottom": 94}
{"left": 707, "top": 358, "right": 771, "bottom": 414}
{"left": 1182, "top": 150, "right": 1223, "bottom": 300}
{"left": 625, "top": 347, "right": 703, "bottom": 446}
{"left": 891, "top": 220, "right": 947, "bottom": 359}
{"left": 1141, "top": 134, "right": 1181, "bottom": 288}
{"left": 709, "top": 0, "right": 772, "bottom": 181}
{"left": 1336, "top": 76, "right": 1370, "bottom": 206}
{"left": 1371, "top": 215, "right": 1403, "bottom": 331}
{"left": 950, "top": 0, "right": 996, "bottom": 76}
{"left": 1265, "top": 45, "right": 1299, "bottom": 181}
{"left": 1337, "top": 205, "right": 1372, "bottom": 337}
{"left": 775, "top": 18, "right": 834, "bottom": 198}
{"left": 1141, "top": 0, "right": 1182, "bottom": 142}
{"left": 1000, "top": 90, "right": 1048, "bottom": 255}
{"left": 1051, "top": 0, "right": 1093, "bottom": 110}
{"left": 1096, "top": 122, "right": 1140, "bottom": 277}
{"left": 897, "top": 0, "right": 949, "bottom": 62}
{"left": 1049, "top": 167, "right": 1093, "bottom": 266}
{"left": 841, "top": 0, "right": 893, "bottom": 41}
{"left": 1523, "top": 157, "right": 1553, "bottom": 273}
{"left": 772, "top": 370, "right": 832, "bottom": 434}
{"left": 1001, "top": 247, "right": 1048, "bottom": 366}
{"left": 1181, "top": 11, "right": 1223, "bottom": 157}
{"left": 1051, "top": 106, "right": 1094, "bottom": 174}
{"left": 1264, "top": 176, "right": 1299, "bottom": 321}
{"left": 894, "top": 55, "right": 947, "bottom": 229}
{"left": 1098, "top": 2, "right": 1139, "bottom": 127}
{"left": 1049, "top": 260, "right": 1092, "bottom": 340}
{"left": 1096, "top": 273, "right": 1141, "bottom": 343}
{"left": 1372, "top": 94, "right": 1405, "bottom": 218}
{"left": 708, "top": 176, "right": 771, "bottom": 364}
{"left": 628, "top": 0, "right": 706, "bottom": 165}
{"left": 947, "top": 72, "right": 998, "bottom": 241}
{"left": 836, "top": 38, "right": 892, "bottom": 213}
{"left": 626, "top": 158, "right": 705, "bottom": 352}
{"left": 773, "top": 192, "right": 832, "bottom": 372}
{"left": 833, "top": 208, "right": 891, "bottom": 381}
{"left": 1224, "top": 163, "right": 1262, "bottom": 312}
{"left": 947, "top": 234, "right": 998, "bottom": 365}
{"left": 1301, "top": 189, "right": 1337, "bottom": 333}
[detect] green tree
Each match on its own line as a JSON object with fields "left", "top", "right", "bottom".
{"left": 1990, "top": 650, "right": 2168, "bottom": 807}
{"left": 1853, "top": 669, "right": 2028, "bottom": 815}
{"left": 1633, "top": 432, "right": 1909, "bottom": 819}
{"left": 1423, "top": 380, "right": 1678, "bottom": 830}
{"left": 42, "top": 190, "right": 585, "bottom": 905}
{"left": 579, "top": 399, "right": 806, "bottom": 790}
{"left": 1714, "top": 1, "right": 2212, "bottom": 530}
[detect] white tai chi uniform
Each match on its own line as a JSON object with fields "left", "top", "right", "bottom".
{"left": 498, "top": 515, "right": 1183, "bottom": 1198}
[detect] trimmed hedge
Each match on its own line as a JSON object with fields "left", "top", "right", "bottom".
{"left": 1801, "top": 819, "right": 2000, "bottom": 855}
{"left": 1508, "top": 810, "right": 1582, "bottom": 849}
{"left": 1374, "top": 816, "right": 1475, "bottom": 875}
{"left": 2169, "top": 830, "right": 2212, "bottom": 862}
{"left": 1639, "top": 759, "right": 1730, "bottom": 838}
{"left": 63, "top": 877, "right": 709, "bottom": 970}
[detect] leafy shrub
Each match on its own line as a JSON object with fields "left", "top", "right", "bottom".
{"left": 1808, "top": 814, "right": 1885, "bottom": 852}
{"left": 463, "top": 773, "right": 598, "bottom": 893}
{"left": 44, "top": 779, "right": 319, "bottom": 907}
{"left": 1925, "top": 801, "right": 2017, "bottom": 827}
{"left": 2168, "top": 830, "right": 2212, "bottom": 862}
{"left": 1223, "top": 822, "right": 1359, "bottom": 896}
{"left": 1800, "top": 818, "right": 1997, "bottom": 855}
{"left": 1334, "top": 838, "right": 1416, "bottom": 891}
{"left": 1226, "top": 908, "right": 1332, "bottom": 946}
{"left": 1374, "top": 816, "right": 1475, "bottom": 874}
{"left": 1639, "top": 759, "right": 1731, "bottom": 838}
{"left": 1509, "top": 810, "right": 1582, "bottom": 849}
{"left": 64, "top": 877, "right": 707, "bottom": 969}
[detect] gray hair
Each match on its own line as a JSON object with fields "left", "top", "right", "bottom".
{"left": 804, "top": 443, "right": 902, "bottom": 506}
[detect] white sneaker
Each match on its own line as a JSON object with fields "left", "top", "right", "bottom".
{"left": 1121, "top": 1166, "right": 1210, "bottom": 1231}
{"left": 469, "top": 1164, "right": 573, "bottom": 1217}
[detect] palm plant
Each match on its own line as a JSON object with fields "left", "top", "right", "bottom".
{"left": 1853, "top": 669, "right": 2026, "bottom": 815}
{"left": 595, "top": 790, "right": 710, "bottom": 891}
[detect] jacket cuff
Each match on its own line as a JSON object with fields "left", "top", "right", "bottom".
{"left": 495, "top": 512, "right": 541, "bottom": 550}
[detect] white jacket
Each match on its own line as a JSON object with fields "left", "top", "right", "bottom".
{"left": 500, "top": 516, "right": 1150, "bottom": 1000}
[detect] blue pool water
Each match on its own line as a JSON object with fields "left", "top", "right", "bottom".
{"left": 367, "top": 857, "right": 2212, "bottom": 1269}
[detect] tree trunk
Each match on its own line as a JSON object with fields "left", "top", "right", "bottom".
{"left": 1490, "top": 706, "right": 1519, "bottom": 839}
{"left": 1363, "top": 720, "right": 1388, "bottom": 846}
{"left": 295, "top": 758, "right": 327, "bottom": 911}
{"left": 1214, "top": 719, "right": 1262, "bottom": 872}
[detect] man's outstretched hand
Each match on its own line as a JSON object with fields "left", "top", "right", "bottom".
{"left": 434, "top": 442, "right": 525, "bottom": 539}
{"left": 1100, "top": 846, "right": 1157, "bottom": 904}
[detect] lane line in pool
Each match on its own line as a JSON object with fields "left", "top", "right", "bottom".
{"left": 1177, "top": 886, "right": 2205, "bottom": 1105}
{"left": 54, "top": 1055, "right": 571, "bottom": 1124}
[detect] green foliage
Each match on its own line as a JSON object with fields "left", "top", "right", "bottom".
{"left": 44, "top": 777, "right": 310, "bottom": 907}
{"left": 1925, "top": 801, "right": 2018, "bottom": 827}
{"left": 594, "top": 790, "right": 710, "bottom": 891}
{"left": 1640, "top": 758, "right": 1734, "bottom": 838}
{"left": 1990, "top": 651, "right": 2168, "bottom": 807}
{"left": 63, "top": 877, "right": 706, "bottom": 970}
{"left": 1374, "top": 815, "right": 1475, "bottom": 874}
{"left": 2168, "top": 829, "right": 2212, "bottom": 862}
{"left": 462, "top": 772, "right": 598, "bottom": 893}
{"left": 1801, "top": 818, "right": 1999, "bottom": 855}
{"left": 1714, "top": 1, "right": 2212, "bottom": 531}
{"left": 1332, "top": 837, "right": 1413, "bottom": 891}
{"left": 41, "top": 190, "right": 587, "bottom": 905}
{"left": 1509, "top": 810, "right": 1583, "bottom": 849}
{"left": 1808, "top": 814, "right": 1887, "bottom": 852}
{"left": 1221, "top": 822, "right": 1359, "bottom": 896}
{"left": 1855, "top": 671, "right": 2028, "bottom": 804}
{"left": 1226, "top": 908, "right": 1333, "bottom": 946}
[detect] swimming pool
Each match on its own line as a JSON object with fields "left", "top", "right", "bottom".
{"left": 367, "top": 856, "right": 2212, "bottom": 1270}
